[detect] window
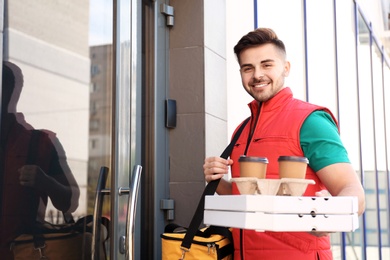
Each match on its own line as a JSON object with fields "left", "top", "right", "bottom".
{"left": 91, "top": 65, "right": 100, "bottom": 76}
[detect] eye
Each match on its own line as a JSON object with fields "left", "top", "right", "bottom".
{"left": 241, "top": 66, "right": 254, "bottom": 73}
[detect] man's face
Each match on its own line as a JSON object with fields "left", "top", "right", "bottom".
{"left": 239, "top": 43, "right": 290, "bottom": 102}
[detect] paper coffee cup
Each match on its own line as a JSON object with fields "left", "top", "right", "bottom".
{"left": 278, "top": 156, "right": 309, "bottom": 179}
{"left": 238, "top": 156, "right": 268, "bottom": 178}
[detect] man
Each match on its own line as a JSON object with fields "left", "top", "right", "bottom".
{"left": 0, "top": 61, "right": 80, "bottom": 259}
{"left": 203, "top": 28, "right": 365, "bottom": 259}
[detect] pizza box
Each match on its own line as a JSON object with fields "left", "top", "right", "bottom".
{"left": 203, "top": 195, "right": 359, "bottom": 232}
{"left": 204, "top": 195, "right": 358, "bottom": 214}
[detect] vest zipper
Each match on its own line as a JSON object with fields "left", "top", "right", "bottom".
{"left": 240, "top": 229, "right": 244, "bottom": 260}
{"left": 241, "top": 103, "right": 261, "bottom": 260}
{"left": 244, "top": 102, "right": 261, "bottom": 156}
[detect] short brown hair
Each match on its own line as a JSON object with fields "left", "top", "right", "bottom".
{"left": 234, "top": 28, "right": 286, "bottom": 62}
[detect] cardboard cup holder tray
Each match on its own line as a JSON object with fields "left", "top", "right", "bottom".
{"left": 231, "top": 177, "right": 316, "bottom": 196}
{"left": 204, "top": 195, "right": 359, "bottom": 232}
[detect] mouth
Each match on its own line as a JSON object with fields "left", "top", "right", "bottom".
{"left": 251, "top": 82, "right": 269, "bottom": 88}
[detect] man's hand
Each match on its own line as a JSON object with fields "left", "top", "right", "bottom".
{"left": 19, "top": 165, "right": 48, "bottom": 190}
{"left": 203, "top": 157, "right": 234, "bottom": 195}
{"left": 203, "top": 157, "right": 233, "bottom": 183}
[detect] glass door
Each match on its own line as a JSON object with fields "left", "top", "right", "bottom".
{"left": 0, "top": 0, "right": 144, "bottom": 259}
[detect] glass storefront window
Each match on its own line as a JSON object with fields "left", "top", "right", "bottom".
{"left": 372, "top": 40, "right": 388, "bottom": 256}
{"left": 357, "top": 10, "right": 380, "bottom": 258}
{"left": 306, "top": 0, "right": 337, "bottom": 112}
{"left": 0, "top": 1, "right": 114, "bottom": 258}
{"left": 384, "top": 61, "right": 390, "bottom": 250}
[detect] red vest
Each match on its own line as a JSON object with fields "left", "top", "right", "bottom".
{"left": 230, "top": 87, "right": 337, "bottom": 260}
{"left": 0, "top": 115, "right": 54, "bottom": 258}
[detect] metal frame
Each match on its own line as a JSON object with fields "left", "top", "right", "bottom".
{"left": 112, "top": 0, "right": 143, "bottom": 259}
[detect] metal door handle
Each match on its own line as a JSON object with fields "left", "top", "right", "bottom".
{"left": 92, "top": 166, "right": 109, "bottom": 260}
{"left": 125, "top": 165, "right": 142, "bottom": 260}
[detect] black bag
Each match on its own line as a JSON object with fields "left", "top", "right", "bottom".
{"left": 10, "top": 215, "right": 110, "bottom": 260}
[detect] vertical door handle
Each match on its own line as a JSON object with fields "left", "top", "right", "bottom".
{"left": 92, "top": 166, "right": 109, "bottom": 260}
{"left": 125, "top": 165, "right": 142, "bottom": 260}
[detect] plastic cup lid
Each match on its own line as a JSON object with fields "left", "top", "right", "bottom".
{"left": 238, "top": 155, "right": 268, "bottom": 163}
{"left": 278, "top": 156, "right": 309, "bottom": 164}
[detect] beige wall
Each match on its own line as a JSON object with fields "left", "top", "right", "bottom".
{"left": 168, "top": 0, "right": 227, "bottom": 226}
{"left": 6, "top": 0, "right": 89, "bottom": 56}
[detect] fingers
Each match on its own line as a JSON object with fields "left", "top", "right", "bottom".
{"left": 309, "top": 231, "right": 331, "bottom": 237}
{"left": 203, "top": 157, "right": 233, "bottom": 183}
{"left": 205, "top": 173, "right": 226, "bottom": 183}
{"left": 19, "top": 172, "right": 34, "bottom": 187}
{"left": 203, "top": 157, "right": 231, "bottom": 175}
{"left": 315, "top": 189, "right": 330, "bottom": 197}
{"left": 18, "top": 165, "right": 39, "bottom": 187}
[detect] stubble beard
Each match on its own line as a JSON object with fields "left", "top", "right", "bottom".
{"left": 248, "top": 84, "right": 282, "bottom": 103}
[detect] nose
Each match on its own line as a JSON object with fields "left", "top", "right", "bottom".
{"left": 253, "top": 67, "right": 264, "bottom": 79}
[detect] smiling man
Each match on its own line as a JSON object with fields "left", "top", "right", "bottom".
{"left": 239, "top": 42, "right": 289, "bottom": 103}
{"left": 203, "top": 28, "right": 365, "bottom": 259}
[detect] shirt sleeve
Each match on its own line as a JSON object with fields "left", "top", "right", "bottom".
{"left": 300, "top": 110, "right": 350, "bottom": 172}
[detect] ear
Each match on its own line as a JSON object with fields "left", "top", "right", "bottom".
{"left": 283, "top": 61, "right": 291, "bottom": 77}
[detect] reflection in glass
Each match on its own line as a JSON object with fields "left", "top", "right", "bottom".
{"left": 88, "top": 44, "right": 113, "bottom": 217}
{"left": 0, "top": 62, "right": 80, "bottom": 259}
{"left": 0, "top": 1, "right": 113, "bottom": 258}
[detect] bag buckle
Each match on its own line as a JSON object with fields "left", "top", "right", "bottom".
{"left": 34, "top": 244, "right": 47, "bottom": 259}
{"left": 179, "top": 247, "right": 189, "bottom": 260}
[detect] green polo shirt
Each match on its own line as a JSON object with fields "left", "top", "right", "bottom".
{"left": 300, "top": 110, "right": 350, "bottom": 172}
